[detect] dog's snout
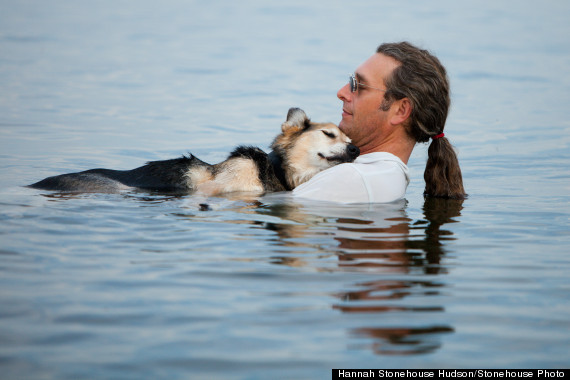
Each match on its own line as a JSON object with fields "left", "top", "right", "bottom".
{"left": 347, "top": 144, "right": 360, "bottom": 159}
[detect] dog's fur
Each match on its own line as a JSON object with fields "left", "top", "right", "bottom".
{"left": 29, "top": 108, "right": 359, "bottom": 196}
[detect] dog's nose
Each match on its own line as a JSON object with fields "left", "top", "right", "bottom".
{"left": 347, "top": 144, "right": 360, "bottom": 158}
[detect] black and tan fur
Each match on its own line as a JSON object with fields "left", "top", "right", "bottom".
{"left": 29, "top": 108, "right": 359, "bottom": 196}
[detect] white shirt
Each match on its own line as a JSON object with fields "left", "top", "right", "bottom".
{"left": 292, "top": 152, "right": 410, "bottom": 204}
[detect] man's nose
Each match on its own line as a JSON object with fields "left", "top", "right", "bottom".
{"left": 337, "top": 83, "right": 351, "bottom": 102}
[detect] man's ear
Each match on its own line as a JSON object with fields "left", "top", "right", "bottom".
{"left": 389, "top": 98, "right": 412, "bottom": 126}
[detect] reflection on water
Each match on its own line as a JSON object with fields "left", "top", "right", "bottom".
{"left": 23, "top": 188, "right": 465, "bottom": 357}
{"left": 336, "top": 198, "right": 462, "bottom": 355}
{"left": 157, "top": 193, "right": 464, "bottom": 356}
{"left": 351, "top": 325, "right": 455, "bottom": 356}
{"left": 247, "top": 196, "right": 464, "bottom": 355}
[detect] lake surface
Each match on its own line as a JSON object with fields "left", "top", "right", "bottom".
{"left": 1, "top": 0, "right": 569, "bottom": 378}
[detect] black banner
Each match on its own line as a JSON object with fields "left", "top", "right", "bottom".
{"left": 332, "top": 369, "right": 568, "bottom": 380}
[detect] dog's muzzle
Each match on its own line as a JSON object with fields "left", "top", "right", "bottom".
{"left": 319, "top": 144, "right": 360, "bottom": 163}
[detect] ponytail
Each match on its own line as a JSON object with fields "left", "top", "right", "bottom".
{"left": 377, "top": 42, "right": 467, "bottom": 199}
{"left": 423, "top": 136, "right": 466, "bottom": 199}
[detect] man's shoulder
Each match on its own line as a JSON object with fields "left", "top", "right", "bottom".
{"left": 308, "top": 152, "right": 407, "bottom": 180}
{"left": 293, "top": 162, "right": 363, "bottom": 192}
{"left": 354, "top": 152, "right": 407, "bottom": 165}
{"left": 306, "top": 161, "right": 363, "bottom": 182}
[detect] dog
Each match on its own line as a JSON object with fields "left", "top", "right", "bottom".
{"left": 29, "top": 108, "right": 360, "bottom": 196}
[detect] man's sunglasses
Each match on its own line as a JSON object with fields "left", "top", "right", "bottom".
{"left": 349, "top": 73, "right": 387, "bottom": 93}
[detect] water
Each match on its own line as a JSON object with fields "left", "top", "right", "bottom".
{"left": 1, "top": 0, "right": 569, "bottom": 378}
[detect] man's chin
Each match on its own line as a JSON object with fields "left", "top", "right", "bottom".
{"left": 338, "top": 120, "right": 350, "bottom": 135}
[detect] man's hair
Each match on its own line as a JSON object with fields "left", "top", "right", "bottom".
{"left": 377, "top": 42, "right": 466, "bottom": 199}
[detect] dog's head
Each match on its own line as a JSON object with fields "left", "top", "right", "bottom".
{"left": 271, "top": 108, "right": 359, "bottom": 188}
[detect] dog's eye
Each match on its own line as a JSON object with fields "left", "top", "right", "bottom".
{"left": 322, "top": 130, "right": 336, "bottom": 139}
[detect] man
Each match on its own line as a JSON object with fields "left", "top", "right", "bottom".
{"left": 293, "top": 41, "right": 466, "bottom": 203}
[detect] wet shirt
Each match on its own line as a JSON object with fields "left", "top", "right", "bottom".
{"left": 292, "top": 152, "right": 410, "bottom": 204}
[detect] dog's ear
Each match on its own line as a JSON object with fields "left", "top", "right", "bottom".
{"left": 281, "top": 107, "right": 310, "bottom": 133}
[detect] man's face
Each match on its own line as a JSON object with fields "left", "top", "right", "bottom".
{"left": 337, "top": 53, "right": 401, "bottom": 153}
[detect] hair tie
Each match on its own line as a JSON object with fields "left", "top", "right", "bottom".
{"left": 432, "top": 132, "right": 445, "bottom": 140}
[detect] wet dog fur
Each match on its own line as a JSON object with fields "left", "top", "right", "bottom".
{"left": 29, "top": 108, "right": 359, "bottom": 196}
